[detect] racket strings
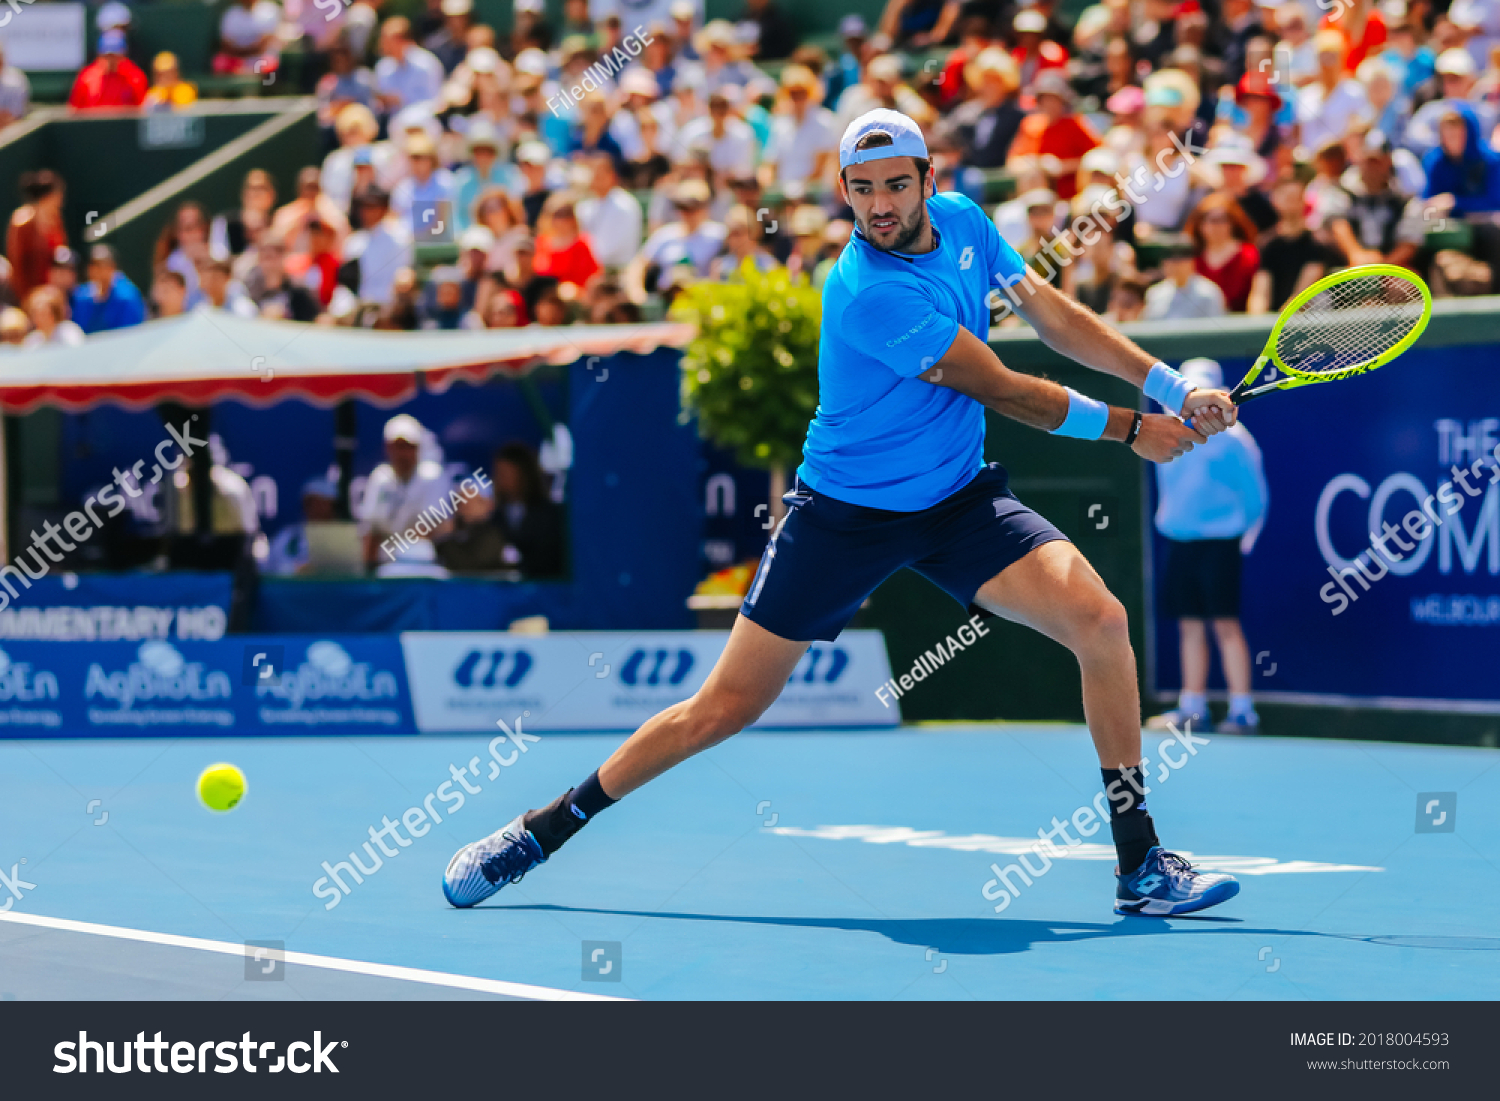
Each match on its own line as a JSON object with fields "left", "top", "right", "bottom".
{"left": 1275, "top": 274, "right": 1426, "bottom": 377}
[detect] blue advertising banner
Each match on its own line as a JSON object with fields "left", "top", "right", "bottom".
{"left": 0, "top": 635, "right": 414, "bottom": 737}
{"left": 1151, "top": 344, "right": 1500, "bottom": 711}
{"left": 0, "top": 572, "right": 231, "bottom": 641}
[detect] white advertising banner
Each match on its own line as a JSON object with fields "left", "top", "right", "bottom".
{"left": 401, "top": 630, "right": 899, "bottom": 732}
{"left": 0, "top": 3, "right": 86, "bottom": 71}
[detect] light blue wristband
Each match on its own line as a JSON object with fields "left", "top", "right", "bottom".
{"left": 1143, "top": 362, "right": 1195, "bottom": 415}
{"left": 1051, "top": 388, "right": 1111, "bottom": 440}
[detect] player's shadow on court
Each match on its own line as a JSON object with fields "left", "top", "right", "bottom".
{"left": 488, "top": 904, "right": 1326, "bottom": 956}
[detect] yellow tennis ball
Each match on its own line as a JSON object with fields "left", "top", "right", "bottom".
{"left": 197, "top": 763, "right": 246, "bottom": 812}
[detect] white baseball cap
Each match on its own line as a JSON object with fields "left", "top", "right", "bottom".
{"left": 384, "top": 414, "right": 424, "bottom": 444}
{"left": 838, "top": 108, "right": 929, "bottom": 171}
{"left": 1179, "top": 358, "right": 1224, "bottom": 389}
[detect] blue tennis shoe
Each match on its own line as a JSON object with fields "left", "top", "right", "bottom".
{"left": 1115, "top": 847, "right": 1240, "bottom": 916}
{"left": 443, "top": 814, "right": 547, "bottom": 908}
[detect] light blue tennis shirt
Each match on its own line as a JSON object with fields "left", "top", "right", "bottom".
{"left": 798, "top": 191, "right": 1029, "bottom": 511}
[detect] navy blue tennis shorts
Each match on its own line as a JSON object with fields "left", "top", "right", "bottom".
{"left": 741, "top": 462, "right": 1070, "bottom": 642}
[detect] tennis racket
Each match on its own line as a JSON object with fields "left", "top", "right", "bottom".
{"left": 1223, "top": 264, "right": 1432, "bottom": 407}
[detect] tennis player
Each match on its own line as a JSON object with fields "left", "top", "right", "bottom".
{"left": 446, "top": 109, "right": 1243, "bottom": 917}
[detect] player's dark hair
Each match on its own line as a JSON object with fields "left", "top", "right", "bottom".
{"left": 839, "top": 131, "right": 931, "bottom": 191}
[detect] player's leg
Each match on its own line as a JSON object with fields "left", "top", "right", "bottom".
{"left": 442, "top": 616, "right": 807, "bottom": 908}
{"left": 597, "top": 614, "right": 808, "bottom": 797}
{"left": 972, "top": 540, "right": 1239, "bottom": 915}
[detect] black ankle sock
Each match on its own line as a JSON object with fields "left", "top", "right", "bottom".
{"left": 1101, "top": 766, "right": 1160, "bottom": 876}
{"left": 523, "top": 770, "right": 617, "bottom": 857}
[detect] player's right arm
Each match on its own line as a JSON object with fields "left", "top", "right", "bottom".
{"left": 924, "top": 327, "right": 1206, "bottom": 463}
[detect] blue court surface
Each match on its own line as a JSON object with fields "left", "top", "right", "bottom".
{"left": 1, "top": 724, "right": 1497, "bottom": 1001}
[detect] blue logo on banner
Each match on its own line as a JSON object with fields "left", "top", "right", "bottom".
{"left": 453, "top": 649, "right": 534, "bottom": 689}
{"left": 619, "top": 649, "right": 694, "bottom": 686}
{"left": 791, "top": 646, "right": 849, "bottom": 684}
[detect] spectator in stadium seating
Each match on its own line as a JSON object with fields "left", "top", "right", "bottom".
{"left": 480, "top": 287, "right": 523, "bottom": 328}
{"left": 1380, "top": 17, "right": 1435, "bottom": 96}
{"left": 514, "top": 140, "right": 556, "bottom": 229}
{"left": 1105, "top": 276, "right": 1148, "bottom": 323}
{"left": 248, "top": 235, "right": 321, "bottom": 321}
{"left": 627, "top": 177, "right": 726, "bottom": 299}
{"left": 48, "top": 246, "right": 79, "bottom": 299}
{"left": 1318, "top": 0, "right": 1385, "bottom": 73}
{"left": 1059, "top": 185, "right": 1133, "bottom": 315}
{"left": 1005, "top": 72, "right": 1100, "bottom": 201}
{"left": 878, "top": 0, "right": 959, "bottom": 50}
{"left": 144, "top": 52, "right": 198, "bottom": 110}
{"left": 425, "top": 0, "right": 474, "bottom": 73}
{"left": 264, "top": 478, "right": 337, "bottom": 575}
{"left": 0, "top": 42, "right": 32, "bottom": 127}
{"left": 1185, "top": 191, "right": 1260, "bottom": 312}
{"left": 783, "top": 202, "right": 827, "bottom": 281}
{"left": 1149, "top": 357, "right": 1267, "bottom": 734}
{"left": 214, "top": 0, "right": 284, "bottom": 78}
{"left": 1142, "top": 234, "right": 1226, "bottom": 320}
{"left": 1247, "top": 178, "right": 1334, "bottom": 314}
{"left": 491, "top": 442, "right": 564, "bottom": 577}
{"left": 211, "top": 170, "right": 277, "bottom": 260}
{"left": 71, "top": 245, "right": 145, "bottom": 333}
{"left": 7, "top": 171, "right": 67, "bottom": 305}
{"left": 569, "top": 92, "right": 629, "bottom": 174}
{"left": 1296, "top": 31, "right": 1370, "bottom": 155}
{"left": 623, "top": 108, "right": 675, "bottom": 191}
{"left": 150, "top": 269, "right": 188, "bottom": 318}
{"left": 1406, "top": 49, "right": 1498, "bottom": 157}
{"left": 1422, "top": 103, "right": 1500, "bottom": 215}
{"left": 761, "top": 65, "right": 839, "bottom": 190}
{"left": 375, "top": 17, "right": 445, "bottom": 115}
{"left": 1010, "top": 8, "right": 1069, "bottom": 91}
{"left": 678, "top": 86, "right": 757, "bottom": 186}
{"left": 272, "top": 167, "right": 350, "bottom": 252}
{"left": 357, "top": 413, "right": 455, "bottom": 572}
{"left": 524, "top": 275, "right": 568, "bottom": 324}
{"left": 689, "top": 20, "right": 762, "bottom": 94}
{"left": 390, "top": 131, "right": 456, "bottom": 222}
{"left": 1130, "top": 118, "right": 1196, "bottom": 232}
{"left": 0, "top": 307, "right": 27, "bottom": 347}
{"left": 155, "top": 202, "right": 211, "bottom": 308}
{"left": 738, "top": 0, "right": 796, "bottom": 60}
{"left": 576, "top": 151, "right": 644, "bottom": 270}
{"left": 822, "top": 15, "right": 866, "bottom": 110}
{"left": 436, "top": 481, "right": 508, "bottom": 571}
{"left": 417, "top": 266, "right": 470, "bottom": 329}
{"left": 22, "top": 286, "right": 84, "bottom": 347}
{"left": 452, "top": 122, "right": 511, "bottom": 233}
{"left": 472, "top": 192, "right": 528, "bottom": 274}
{"left": 511, "top": 0, "right": 551, "bottom": 56}
{"left": 706, "top": 204, "right": 771, "bottom": 279}
{"left": 1325, "top": 133, "right": 1423, "bottom": 270}
{"left": 287, "top": 217, "right": 342, "bottom": 308}
{"left": 315, "top": 36, "right": 377, "bottom": 131}
{"left": 198, "top": 257, "right": 258, "bottom": 317}
{"left": 1358, "top": 57, "right": 1410, "bottom": 151}
{"left": 942, "top": 47, "right": 1023, "bottom": 170}
{"left": 835, "top": 53, "right": 929, "bottom": 135}
{"left": 69, "top": 30, "right": 147, "bottom": 110}
{"left": 347, "top": 184, "right": 415, "bottom": 306}
{"left": 1015, "top": 188, "right": 1070, "bottom": 287}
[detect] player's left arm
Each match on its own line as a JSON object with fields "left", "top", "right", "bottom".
{"left": 1003, "top": 269, "right": 1237, "bottom": 434}
{"left": 977, "top": 202, "right": 1235, "bottom": 432}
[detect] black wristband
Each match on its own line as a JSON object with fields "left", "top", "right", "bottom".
{"left": 1123, "top": 410, "right": 1143, "bottom": 446}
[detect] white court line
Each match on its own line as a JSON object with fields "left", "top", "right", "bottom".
{"left": 0, "top": 910, "right": 627, "bottom": 1002}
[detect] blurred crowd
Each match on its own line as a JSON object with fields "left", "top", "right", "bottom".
{"left": 5, "top": 0, "right": 1500, "bottom": 347}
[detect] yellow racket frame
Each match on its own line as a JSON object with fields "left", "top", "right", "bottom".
{"left": 1231, "top": 264, "right": 1433, "bottom": 405}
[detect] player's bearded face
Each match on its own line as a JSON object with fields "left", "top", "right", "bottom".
{"left": 847, "top": 160, "right": 930, "bottom": 253}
